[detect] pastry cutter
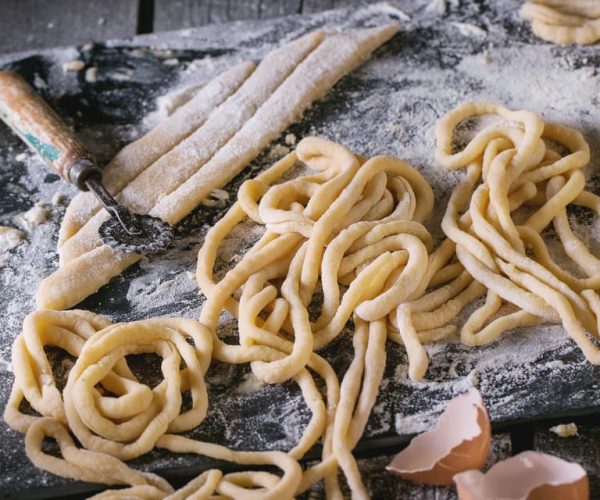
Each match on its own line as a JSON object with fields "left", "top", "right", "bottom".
{"left": 0, "top": 71, "right": 172, "bottom": 254}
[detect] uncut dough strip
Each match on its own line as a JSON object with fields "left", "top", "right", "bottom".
{"left": 59, "top": 31, "right": 324, "bottom": 263}
{"left": 37, "top": 23, "right": 399, "bottom": 311}
{"left": 58, "top": 61, "right": 256, "bottom": 246}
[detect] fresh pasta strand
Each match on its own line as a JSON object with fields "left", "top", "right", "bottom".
{"left": 435, "top": 101, "right": 600, "bottom": 364}
{"left": 521, "top": 0, "right": 600, "bottom": 45}
{"left": 8, "top": 137, "right": 451, "bottom": 498}
{"left": 8, "top": 105, "right": 600, "bottom": 499}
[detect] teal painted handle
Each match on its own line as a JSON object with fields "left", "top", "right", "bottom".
{"left": 0, "top": 71, "right": 97, "bottom": 187}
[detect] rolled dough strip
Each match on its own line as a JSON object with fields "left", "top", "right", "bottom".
{"left": 36, "top": 248, "right": 138, "bottom": 311}
{"left": 152, "top": 23, "right": 400, "bottom": 225}
{"left": 58, "top": 31, "right": 324, "bottom": 264}
{"left": 58, "top": 61, "right": 256, "bottom": 246}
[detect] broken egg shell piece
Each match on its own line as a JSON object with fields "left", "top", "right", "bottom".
{"left": 386, "top": 388, "right": 490, "bottom": 486}
{"left": 453, "top": 451, "right": 588, "bottom": 500}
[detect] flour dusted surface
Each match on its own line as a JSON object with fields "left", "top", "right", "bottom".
{"left": 1, "top": 0, "right": 600, "bottom": 494}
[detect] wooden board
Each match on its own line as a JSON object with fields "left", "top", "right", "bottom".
{"left": 0, "top": 1, "right": 599, "bottom": 498}
{"left": 0, "top": 0, "right": 139, "bottom": 54}
{"left": 154, "top": 0, "right": 303, "bottom": 31}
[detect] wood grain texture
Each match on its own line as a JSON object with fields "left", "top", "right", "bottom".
{"left": 0, "top": 0, "right": 138, "bottom": 54}
{"left": 303, "top": 0, "right": 371, "bottom": 14}
{"left": 154, "top": 0, "right": 302, "bottom": 31}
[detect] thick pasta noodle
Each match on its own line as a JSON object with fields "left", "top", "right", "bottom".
{"left": 6, "top": 137, "right": 483, "bottom": 498}
{"left": 435, "top": 101, "right": 600, "bottom": 364}
{"left": 6, "top": 108, "right": 600, "bottom": 498}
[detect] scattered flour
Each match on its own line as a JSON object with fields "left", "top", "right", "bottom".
{"left": 234, "top": 372, "right": 266, "bottom": 394}
{"left": 451, "top": 21, "right": 487, "bottom": 37}
{"left": 0, "top": 2, "right": 599, "bottom": 491}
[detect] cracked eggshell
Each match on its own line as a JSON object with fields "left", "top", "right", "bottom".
{"left": 454, "top": 451, "right": 589, "bottom": 500}
{"left": 387, "top": 388, "right": 490, "bottom": 486}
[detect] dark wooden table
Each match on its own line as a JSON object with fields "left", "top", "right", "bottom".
{"left": 0, "top": 1, "right": 598, "bottom": 499}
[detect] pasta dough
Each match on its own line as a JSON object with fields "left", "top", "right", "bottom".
{"left": 521, "top": 0, "right": 600, "bottom": 44}
{"left": 5, "top": 311, "right": 302, "bottom": 499}
{"left": 12, "top": 99, "right": 600, "bottom": 498}
{"left": 8, "top": 138, "right": 465, "bottom": 499}
{"left": 37, "top": 23, "right": 399, "bottom": 312}
{"left": 435, "top": 101, "right": 600, "bottom": 363}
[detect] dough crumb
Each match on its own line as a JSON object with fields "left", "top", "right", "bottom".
{"left": 20, "top": 203, "right": 50, "bottom": 228}
{"left": 210, "top": 188, "right": 230, "bottom": 200}
{"left": 549, "top": 423, "right": 578, "bottom": 437}
{"left": 51, "top": 192, "right": 66, "bottom": 206}
{"left": 201, "top": 188, "right": 230, "bottom": 208}
{"left": 151, "top": 49, "right": 174, "bottom": 59}
{"left": 163, "top": 58, "right": 179, "bottom": 66}
{"left": 285, "top": 133, "right": 297, "bottom": 146}
{"left": 111, "top": 71, "right": 133, "bottom": 81}
{"left": 268, "top": 144, "right": 290, "bottom": 159}
{"left": 62, "top": 60, "right": 85, "bottom": 72}
{"left": 85, "top": 67, "right": 98, "bottom": 83}
{"left": 0, "top": 226, "right": 25, "bottom": 252}
{"left": 186, "top": 271, "right": 196, "bottom": 282}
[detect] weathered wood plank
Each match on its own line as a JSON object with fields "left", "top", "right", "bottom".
{"left": 303, "top": 0, "right": 375, "bottom": 14}
{"left": 154, "top": 0, "right": 302, "bottom": 31}
{"left": 0, "top": 0, "right": 138, "bottom": 54}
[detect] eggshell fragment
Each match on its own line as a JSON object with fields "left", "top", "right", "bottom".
{"left": 453, "top": 451, "right": 589, "bottom": 500}
{"left": 386, "top": 388, "right": 490, "bottom": 485}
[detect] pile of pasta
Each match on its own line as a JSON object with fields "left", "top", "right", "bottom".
{"left": 521, "top": 0, "right": 600, "bottom": 45}
{"left": 436, "top": 101, "right": 600, "bottom": 364}
{"left": 4, "top": 102, "right": 600, "bottom": 499}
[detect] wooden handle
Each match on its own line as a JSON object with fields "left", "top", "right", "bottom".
{"left": 0, "top": 71, "right": 100, "bottom": 189}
